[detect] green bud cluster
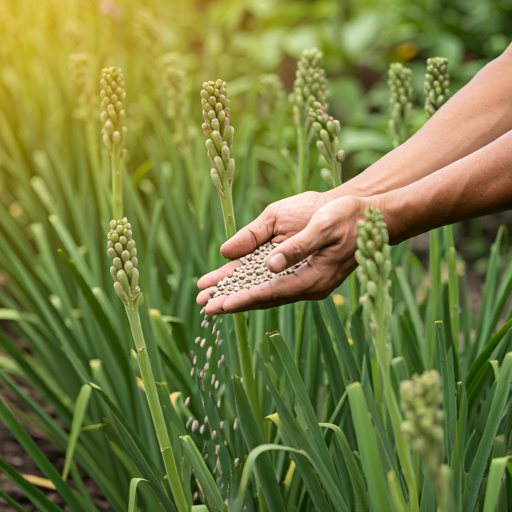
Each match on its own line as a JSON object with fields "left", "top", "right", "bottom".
{"left": 258, "top": 74, "right": 286, "bottom": 117}
{"left": 309, "top": 101, "right": 343, "bottom": 167}
{"left": 107, "top": 218, "right": 142, "bottom": 307}
{"left": 161, "top": 52, "right": 186, "bottom": 121}
{"left": 133, "top": 7, "right": 161, "bottom": 57}
{"left": 291, "top": 48, "right": 327, "bottom": 110}
{"left": 100, "top": 67, "right": 128, "bottom": 156}
{"left": 424, "top": 57, "right": 449, "bottom": 117}
{"left": 400, "top": 370, "right": 444, "bottom": 455}
{"left": 200, "top": 79, "right": 235, "bottom": 195}
{"left": 355, "top": 209, "right": 392, "bottom": 334}
{"left": 68, "top": 53, "right": 95, "bottom": 121}
{"left": 388, "top": 62, "right": 413, "bottom": 147}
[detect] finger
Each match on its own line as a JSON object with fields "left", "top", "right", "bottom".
{"left": 197, "top": 260, "right": 241, "bottom": 290}
{"left": 266, "top": 217, "right": 329, "bottom": 273}
{"left": 206, "top": 266, "right": 319, "bottom": 315}
{"left": 220, "top": 207, "right": 275, "bottom": 260}
{"left": 197, "top": 287, "right": 219, "bottom": 305}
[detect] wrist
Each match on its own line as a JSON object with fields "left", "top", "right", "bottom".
{"left": 368, "top": 192, "right": 405, "bottom": 246}
{"left": 323, "top": 182, "right": 368, "bottom": 202}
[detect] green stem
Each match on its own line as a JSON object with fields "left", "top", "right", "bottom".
{"left": 182, "top": 142, "right": 200, "bottom": 205}
{"left": 111, "top": 150, "right": 123, "bottom": 219}
{"left": 427, "top": 229, "right": 441, "bottom": 367}
{"left": 296, "top": 120, "right": 308, "bottom": 193}
{"left": 125, "top": 306, "right": 189, "bottom": 512}
{"left": 375, "top": 291, "right": 419, "bottom": 512}
{"left": 85, "top": 121, "right": 109, "bottom": 228}
{"left": 218, "top": 184, "right": 261, "bottom": 421}
{"left": 332, "top": 158, "right": 342, "bottom": 188}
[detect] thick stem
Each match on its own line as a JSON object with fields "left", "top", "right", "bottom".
{"left": 111, "top": 150, "right": 123, "bottom": 219}
{"left": 332, "top": 158, "right": 342, "bottom": 188}
{"left": 427, "top": 229, "right": 441, "bottom": 367}
{"left": 125, "top": 306, "right": 189, "bottom": 512}
{"left": 296, "top": 121, "right": 308, "bottom": 193}
{"left": 218, "top": 183, "right": 261, "bottom": 421}
{"left": 375, "top": 291, "right": 419, "bottom": 512}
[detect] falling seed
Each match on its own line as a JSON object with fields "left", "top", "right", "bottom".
{"left": 206, "top": 346, "right": 213, "bottom": 359}
{"left": 186, "top": 416, "right": 193, "bottom": 428}
{"left": 211, "top": 374, "right": 216, "bottom": 385}
{"left": 233, "top": 418, "right": 238, "bottom": 430}
{"left": 192, "top": 420, "right": 199, "bottom": 432}
{"left": 185, "top": 397, "right": 191, "bottom": 407}
{"left": 215, "top": 444, "right": 220, "bottom": 454}
{"left": 224, "top": 440, "right": 228, "bottom": 446}
{"left": 215, "top": 380, "right": 219, "bottom": 390}
{"left": 212, "top": 323, "right": 217, "bottom": 334}
{"left": 235, "top": 458, "right": 240, "bottom": 466}
{"left": 218, "top": 355, "right": 224, "bottom": 367}
{"left": 204, "top": 363, "right": 210, "bottom": 371}
{"left": 204, "top": 415, "right": 209, "bottom": 424}
{"left": 200, "top": 307, "right": 206, "bottom": 315}
{"left": 204, "top": 453, "right": 209, "bottom": 460}
{"left": 189, "top": 350, "right": 194, "bottom": 357}
{"left": 220, "top": 421, "right": 224, "bottom": 430}
{"left": 195, "top": 336, "right": 201, "bottom": 344}
{"left": 193, "top": 491, "right": 199, "bottom": 501}
{"left": 193, "top": 356, "right": 197, "bottom": 365}
{"left": 217, "top": 399, "right": 221, "bottom": 408}
{"left": 199, "top": 424, "right": 205, "bottom": 435}
{"left": 200, "top": 338, "right": 206, "bottom": 348}
{"left": 190, "top": 367, "right": 195, "bottom": 377}
{"left": 199, "top": 370, "right": 204, "bottom": 379}
{"left": 212, "top": 430, "right": 217, "bottom": 439}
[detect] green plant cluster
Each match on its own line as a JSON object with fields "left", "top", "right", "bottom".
{"left": 1, "top": 2, "right": 512, "bottom": 512}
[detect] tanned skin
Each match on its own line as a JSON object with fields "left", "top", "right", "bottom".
{"left": 197, "top": 45, "right": 512, "bottom": 315}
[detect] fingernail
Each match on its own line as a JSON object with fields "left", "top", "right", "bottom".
{"left": 267, "top": 253, "right": 287, "bottom": 273}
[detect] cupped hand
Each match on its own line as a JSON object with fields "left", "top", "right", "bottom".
{"left": 197, "top": 193, "right": 374, "bottom": 314}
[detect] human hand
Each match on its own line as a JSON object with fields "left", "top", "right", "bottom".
{"left": 197, "top": 194, "right": 373, "bottom": 314}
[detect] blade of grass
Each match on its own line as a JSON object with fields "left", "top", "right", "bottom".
{"left": 0, "top": 459, "right": 65, "bottom": 512}
{"left": 180, "top": 435, "right": 227, "bottom": 512}
{"left": 482, "top": 457, "right": 509, "bottom": 512}
{"left": 347, "top": 382, "right": 393, "bottom": 512}
{"left": 0, "top": 398, "right": 89, "bottom": 512}
{"left": 467, "top": 352, "right": 512, "bottom": 511}
{"left": 62, "top": 384, "right": 92, "bottom": 480}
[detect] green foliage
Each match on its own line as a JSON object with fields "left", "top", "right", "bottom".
{"left": 1, "top": 1, "right": 512, "bottom": 512}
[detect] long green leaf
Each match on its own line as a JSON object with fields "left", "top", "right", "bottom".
{"left": 347, "top": 382, "right": 392, "bottom": 512}
{"left": 0, "top": 459, "right": 65, "bottom": 512}
{"left": 128, "top": 478, "right": 150, "bottom": 512}
{"left": 482, "top": 457, "right": 509, "bottom": 512}
{"left": 62, "top": 384, "right": 92, "bottom": 480}
{"left": 467, "top": 352, "right": 512, "bottom": 511}
{"left": 180, "top": 435, "right": 227, "bottom": 512}
{"left": 0, "top": 398, "right": 90, "bottom": 512}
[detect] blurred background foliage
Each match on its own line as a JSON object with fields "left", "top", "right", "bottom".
{"left": 1, "top": 0, "right": 512, "bottom": 271}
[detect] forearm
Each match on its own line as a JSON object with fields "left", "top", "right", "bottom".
{"left": 377, "top": 129, "right": 512, "bottom": 244}
{"left": 332, "top": 45, "right": 512, "bottom": 199}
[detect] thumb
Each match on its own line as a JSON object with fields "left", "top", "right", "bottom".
{"left": 266, "top": 219, "right": 328, "bottom": 273}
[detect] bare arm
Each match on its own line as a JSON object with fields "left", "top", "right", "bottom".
{"left": 335, "top": 45, "right": 512, "bottom": 199}
{"left": 380, "top": 128, "right": 512, "bottom": 243}
{"left": 198, "top": 128, "right": 512, "bottom": 314}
